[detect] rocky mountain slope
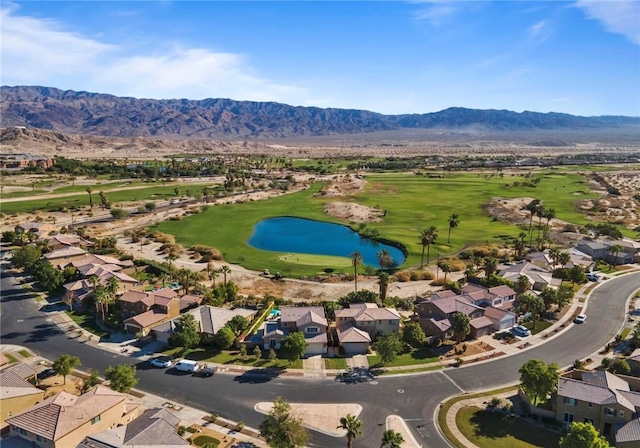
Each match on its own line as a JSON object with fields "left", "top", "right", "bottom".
{"left": 1, "top": 85, "right": 638, "bottom": 139}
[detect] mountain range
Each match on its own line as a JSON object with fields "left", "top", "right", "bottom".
{"left": 1, "top": 86, "right": 638, "bottom": 139}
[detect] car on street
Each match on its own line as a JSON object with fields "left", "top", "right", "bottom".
{"left": 197, "top": 366, "right": 216, "bottom": 377}
{"left": 574, "top": 314, "right": 587, "bottom": 324}
{"left": 511, "top": 324, "right": 531, "bottom": 337}
{"left": 150, "top": 357, "right": 172, "bottom": 368}
{"left": 586, "top": 272, "right": 600, "bottom": 281}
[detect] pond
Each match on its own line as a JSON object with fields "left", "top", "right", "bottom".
{"left": 248, "top": 217, "right": 406, "bottom": 267}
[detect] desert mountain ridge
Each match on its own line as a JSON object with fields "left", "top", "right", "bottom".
{"left": 2, "top": 85, "right": 639, "bottom": 140}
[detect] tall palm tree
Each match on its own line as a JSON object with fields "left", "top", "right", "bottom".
{"left": 525, "top": 199, "right": 541, "bottom": 248}
{"left": 380, "top": 429, "right": 404, "bottom": 448}
{"left": 439, "top": 262, "right": 452, "bottom": 283}
{"left": 350, "top": 252, "right": 363, "bottom": 293}
{"left": 543, "top": 208, "right": 556, "bottom": 239}
{"left": 378, "top": 272, "right": 390, "bottom": 303}
{"left": 535, "top": 205, "right": 546, "bottom": 240}
{"left": 608, "top": 244, "right": 623, "bottom": 269}
{"left": 419, "top": 226, "right": 438, "bottom": 268}
{"left": 483, "top": 257, "right": 498, "bottom": 278}
{"left": 337, "top": 414, "right": 363, "bottom": 448}
{"left": 558, "top": 251, "right": 571, "bottom": 268}
{"left": 166, "top": 254, "right": 177, "bottom": 282}
{"left": 220, "top": 265, "right": 231, "bottom": 285}
{"left": 376, "top": 249, "right": 393, "bottom": 272}
{"left": 515, "top": 275, "right": 531, "bottom": 297}
{"left": 86, "top": 187, "right": 93, "bottom": 208}
{"left": 447, "top": 214, "right": 460, "bottom": 244}
{"left": 549, "top": 248, "right": 561, "bottom": 269}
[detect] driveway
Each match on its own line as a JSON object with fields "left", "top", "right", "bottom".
{"left": 302, "top": 355, "right": 326, "bottom": 378}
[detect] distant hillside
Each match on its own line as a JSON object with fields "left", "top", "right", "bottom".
{"left": 1, "top": 86, "right": 638, "bottom": 139}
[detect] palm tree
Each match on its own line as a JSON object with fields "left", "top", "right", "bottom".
{"left": 86, "top": 187, "right": 93, "bottom": 208}
{"left": 419, "top": 226, "right": 438, "bottom": 268}
{"left": 482, "top": 257, "right": 498, "bottom": 278}
{"left": 220, "top": 265, "right": 231, "bottom": 285}
{"left": 378, "top": 272, "right": 390, "bottom": 303}
{"left": 376, "top": 249, "right": 393, "bottom": 271}
{"left": 447, "top": 213, "right": 460, "bottom": 243}
{"left": 380, "top": 429, "right": 404, "bottom": 448}
{"left": 549, "top": 248, "right": 561, "bottom": 269}
{"left": 166, "top": 254, "right": 177, "bottom": 281}
{"left": 543, "top": 208, "right": 556, "bottom": 239}
{"left": 515, "top": 275, "right": 531, "bottom": 297}
{"left": 337, "top": 414, "right": 363, "bottom": 448}
{"left": 608, "top": 244, "right": 623, "bottom": 269}
{"left": 535, "top": 205, "right": 546, "bottom": 240}
{"left": 350, "top": 252, "right": 363, "bottom": 293}
{"left": 558, "top": 251, "right": 571, "bottom": 268}
{"left": 439, "top": 262, "right": 452, "bottom": 283}
{"left": 525, "top": 199, "right": 541, "bottom": 248}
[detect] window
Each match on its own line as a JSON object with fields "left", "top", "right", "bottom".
{"left": 619, "top": 410, "right": 625, "bottom": 418}
{"left": 36, "top": 435, "right": 42, "bottom": 442}
{"left": 306, "top": 327, "right": 318, "bottom": 334}
{"left": 605, "top": 408, "right": 615, "bottom": 417}
{"left": 91, "top": 415, "right": 101, "bottom": 425}
{"left": 587, "top": 402, "right": 593, "bottom": 408}
{"left": 584, "top": 418, "right": 594, "bottom": 425}
{"left": 564, "top": 413, "right": 574, "bottom": 423}
{"left": 564, "top": 397, "right": 577, "bottom": 406}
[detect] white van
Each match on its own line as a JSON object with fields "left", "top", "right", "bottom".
{"left": 174, "top": 359, "right": 200, "bottom": 373}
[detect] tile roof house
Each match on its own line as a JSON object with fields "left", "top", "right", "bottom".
{"left": 153, "top": 305, "right": 256, "bottom": 344}
{"left": 526, "top": 248, "right": 595, "bottom": 272}
{"left": 43, "top": 246, "right": 88, "bottom": 264}
{"left": 414, "top": 284, "right": 517, "bottom": 340}
{"left": 0, "top": 369, "right": 45, "bottom": 433}
{"left": 15, "top": 222, "right": 55, "bottom": 239}
{"left": 554, "top": 371, "right": 640, "bottom": 446}
{"left": 498, "top": 262, "right": 561, "bottom": 291}
{"left": 335, "top": 303, "right": 401, "bottom": 355}
{"left": 262, "top": 306, "right": 328, "bottom": 355}
{"left": 576, "top": 239, "right": 639, "bottom": 265}
{"left": 6, "top": 386, "right": 140, "bottom": 448}
{"left": 77, "top": 408, "right": 189, "bottom": 447}
{"left": 120, "top": 289, "right": 181, "bottom": 337}
{"left": 46, "top": 234, "right": 92, "bottom": 250}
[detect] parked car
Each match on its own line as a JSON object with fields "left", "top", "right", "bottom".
{"left": 586, "top": 273, "right": 600, "bottom": 282}
{"left": 174, "top": 359, "right": 201, "bottom": 372}
{"left": 197, "top": 366, "right": 216, "bottom": 377}
{"left": 150, "top": 357, "right": 172, "bottom": 368}
{"left": 574, "top": 314, "right": 587, "bottom": 324}
{"left": 511, "top": 325, "right": 531, "bottom": 337}
{"left": 37, "top": 368, "right": 56, "bottom": 380}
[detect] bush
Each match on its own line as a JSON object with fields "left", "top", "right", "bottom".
{"left": 395, "top": 272, "right": 411, "bottom": 282}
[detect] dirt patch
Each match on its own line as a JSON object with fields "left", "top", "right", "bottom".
{"left": 314, "top": 175, "right": 365, "bottom": 197}
{"left": 324, "top": 201, "right": 384, "bottom": 223}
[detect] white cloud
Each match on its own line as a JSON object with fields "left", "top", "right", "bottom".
{"left": 528, "top": 20, "right": 551, "bottom": 43}
{"left": 575, "top": 0, "right": 640, "bottom": 45}
{"left": 0, "top": 5, "right": 311, "bottom": 103}
{"left": 410, "top": 1, "right": 460, "bottom": 26}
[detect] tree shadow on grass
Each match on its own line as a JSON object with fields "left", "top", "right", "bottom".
{"left": 469, "top": 409, "right": 561, "bottom": 446}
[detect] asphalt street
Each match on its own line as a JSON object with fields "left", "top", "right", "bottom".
{"left": 1, "top": 259, "right": 638, "bottom": 448}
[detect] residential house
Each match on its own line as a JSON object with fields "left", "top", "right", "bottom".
{"left": 153, "top": 305, "right": 256, "bottom": 344}
{"left": 46, "top": 234, "right": 92, "bottom": 250}
{"left": 527, "top": 248, "right": 595, "bottom": 272}
{"left": 554, "top": 371, "right": 640, "bottom": 445}
{"left": 414, "top": 284, "right": 518, "bottom": 340}
{"left": 0, "top": 367, "right": 45, "bottom": 434}
{"left": 43, "top": 247, "right": 88, "bottom": 265}
{"left": 498, "top": 262, "right": 561, "bottom": 291}
{"left": 576, "top": 240, "right": 611, "bottom": 260}
{"left": 262, "top": 306, "right": 328, "bottom": 355}
{"left": 5, "top": 386, "right": 140, "bottom": 448}
{"left": 627, "top": 349, "right": 640, "bottom": 377}
{"left": 77, "top": 408, "right": 189, "bottom": 447}
{"left": 335, "top": 303, "right": 401, "bottom": 355}
{"left": 0, "top": 362, "right": 37, "bottom": 382}
{"left": 63, "top": 270, "right": 139, "bottom": 304}
{"left": 120, "top": 289, "right": 181, "bottom": 336}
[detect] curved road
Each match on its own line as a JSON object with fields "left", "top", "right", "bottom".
{"left": 1, "top": 262, "right": 638, "bottom": 448}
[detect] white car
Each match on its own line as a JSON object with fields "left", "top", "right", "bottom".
{"left": 512, "top": 325, "right": 531, "bottom": 337}
{"left": 150, "top": 357, "right": 172, "bottom": 368}
{"left": 574, "top": 314, "right": 587, "bottom": 324}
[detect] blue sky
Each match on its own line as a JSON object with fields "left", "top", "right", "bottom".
{"left": 1, "top": 1, "right": 639, "bottom": 116}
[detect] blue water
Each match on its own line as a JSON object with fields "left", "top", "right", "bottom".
{"left": 248, "top": 217, "right": 405, "bottom": 268}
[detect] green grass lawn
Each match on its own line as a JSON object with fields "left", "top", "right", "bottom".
{"left": 163, "top": 347, "right": 303, "bottom": 369}
{"left": 65, "top": 310, "right": 111, "bottom": 338}
{"left": 522, "top": 320, "right": 554, "bottom": 335}
{"left": 1, "top": 183, "right": 213, "bottom": 215}
{"left": 324, "top": 358, "right": 348, "bottom": 369}
{"left": 18, "top": 349, "right": 32, "bottom": 358}
{"left": 369, "top": 347, "right": 440, "bottom": 368}
{"left": 154, "top": 170, "right": 603, "bottom": 277}
{"left": 456, "top": 406, "right": 561, "bottom": 448}
{"left": 192, "top": 435, "right": 220, "bottom": 447}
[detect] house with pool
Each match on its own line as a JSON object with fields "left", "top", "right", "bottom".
{"left": 257, "top": 306, "right": 328, "bottom": 356}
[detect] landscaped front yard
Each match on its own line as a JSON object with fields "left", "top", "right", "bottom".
{"left": 456, "top": 406, "right": 561, "bottom": 448}
{"left": 162, "top": 347, "right": 303, "bottom": 370}
{"left": 65, "top": 310, "right": 111, "bottom": 338}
